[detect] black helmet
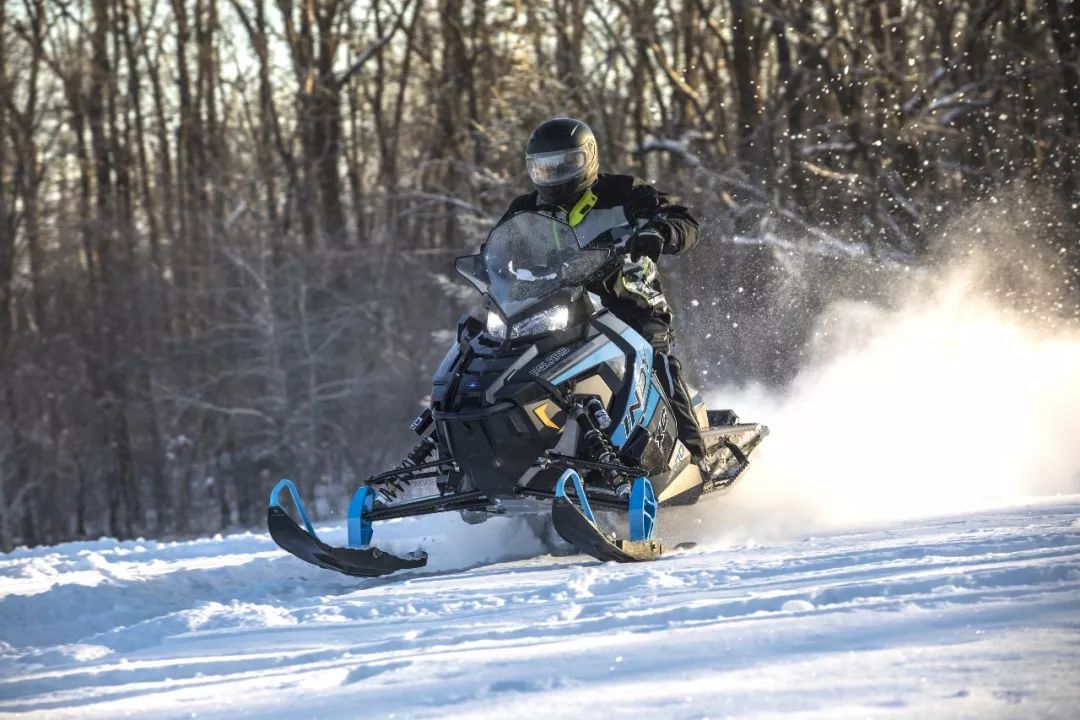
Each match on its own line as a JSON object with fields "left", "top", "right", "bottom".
{"left": 525, "top": 118, "right": 599, "bottom": 208}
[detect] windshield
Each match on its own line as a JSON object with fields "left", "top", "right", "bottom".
{"left": 456, "top": 212, "right": 613, "bottom": 317}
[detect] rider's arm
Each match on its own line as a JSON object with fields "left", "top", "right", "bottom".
{"left": 624, "top": 179, "right": 700, "bottom": 255}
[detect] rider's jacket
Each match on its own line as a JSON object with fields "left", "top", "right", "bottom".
{"left": 496, "top": 173, "right": 700, "bottom": 333}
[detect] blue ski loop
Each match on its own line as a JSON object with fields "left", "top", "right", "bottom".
{"left": 554, "top": 469, "right": 597, "bottom": 525}
{"left": 347, "top": 486, "right": 375, "bottom": 548}
{"left": 269, "top": 479, "right": 318, "bottom": 538}
{"left": 628, "top": 476, "right": 657, "bottom": 542}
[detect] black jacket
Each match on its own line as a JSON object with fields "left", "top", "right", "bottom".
{"left": 497, "top": 173, "right": 699, "bottom": 335}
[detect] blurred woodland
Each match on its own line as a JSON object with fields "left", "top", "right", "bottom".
{"left": 0, "top": 0, "right": 1078, "bottom": 548}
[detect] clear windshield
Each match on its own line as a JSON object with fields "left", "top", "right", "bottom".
{"left": 456, "top": 212, "right": 613, "bottom": 317}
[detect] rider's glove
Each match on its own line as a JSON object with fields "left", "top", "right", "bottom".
{"left": 624, "top": 226, "right": 666, "bottom": 262}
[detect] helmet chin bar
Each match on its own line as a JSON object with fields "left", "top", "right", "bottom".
{"left": 537, "top": 179, "right": 588, "bottom": 209}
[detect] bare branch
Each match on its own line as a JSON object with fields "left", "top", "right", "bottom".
{"left": 334, "top": 0, "right": 415, "bottom": 90}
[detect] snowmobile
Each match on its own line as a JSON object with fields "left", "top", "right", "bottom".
{"left": 268, "top": 211, "right": 768, "bottom": 577}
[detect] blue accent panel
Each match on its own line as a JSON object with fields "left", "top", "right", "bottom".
{"left": 628, "top": 476, "right": 657, "bottom": 542}
{"left": 611, "top": 418, "right": 629, "bottom": 447}
{"left": 554, "top": 469, "right": 597, "bottom": 526}
{"left": 550, "top": 343, "right": 624, "bottom": 385}
{"left": 640, "top": 379, "right": 662, "bottom": 427}
{"left": 610, "top": 325, "right": 654, "bottom": 448}
{"left": 269, "top": 479, "right": 318, "bottom": 538}
{"left": 347, "top": 486, "right": 375, "bottom": 548}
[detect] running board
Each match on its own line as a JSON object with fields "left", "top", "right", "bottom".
{"left": 700, "top": 422, "right": 769, "bottom": 494}
{"left": 700, "top": 422, "right": 769, "bottom": 445}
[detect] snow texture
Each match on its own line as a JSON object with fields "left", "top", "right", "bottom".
{"left": 1, "top": 498, "right": 1078, "bottom": 719}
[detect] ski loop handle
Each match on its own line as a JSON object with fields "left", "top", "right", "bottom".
{"left": 554, "top": 469, "right": 597, "bottom": 526}
{"left": 269, "top": 479, "right": 318, "bottom": 539}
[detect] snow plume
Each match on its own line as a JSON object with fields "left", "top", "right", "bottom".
{"left": 693, "top": 191, "right": 1080, "bottom": 544}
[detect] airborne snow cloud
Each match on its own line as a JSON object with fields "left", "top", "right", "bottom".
{"left": 693, "top": 192, "right": 1080, "bottom": 544}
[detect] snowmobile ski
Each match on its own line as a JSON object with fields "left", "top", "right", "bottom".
{"left": 551, "top": 470, "right": 663, "bottom": 563}
{"left": 268, "top": 480, "right": 427, "bottom": 577}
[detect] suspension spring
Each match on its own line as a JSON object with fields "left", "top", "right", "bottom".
{"left": 582, "top": 425, "right": 620, "bottom": 485}
{"left": 377, "top": 435, "right": 438, "bottom": 501}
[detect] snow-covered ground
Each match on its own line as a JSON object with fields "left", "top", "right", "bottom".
{"left": 1, "top": 495, "right": 1078, "bottom": 719}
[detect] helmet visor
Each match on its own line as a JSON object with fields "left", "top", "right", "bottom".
{"left": 526, "top": 148, "right": 587, "bottom": 187}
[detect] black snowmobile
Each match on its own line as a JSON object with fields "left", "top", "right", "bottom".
{"left": 268, "top": 211, "right": 768, "bottom": 577}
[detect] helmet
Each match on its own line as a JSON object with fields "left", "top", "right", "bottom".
{"left": 525, "top": 118, "right": 599, "bottom": 208}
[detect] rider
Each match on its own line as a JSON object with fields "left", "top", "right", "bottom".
{"left": 497, "top": 117, "right": 709, "bottom": 470}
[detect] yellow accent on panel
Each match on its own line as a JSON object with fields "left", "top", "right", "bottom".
{"left": 534, "top": 402, "right": 561, "bottom": 430}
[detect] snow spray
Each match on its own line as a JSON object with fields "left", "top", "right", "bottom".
{"left": 689, "top": 190, "right": 1080, "bottom": 544}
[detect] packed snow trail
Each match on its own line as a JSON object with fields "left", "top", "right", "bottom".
{"left": 1, "top": 497, "right": 1078, "bottom": 719}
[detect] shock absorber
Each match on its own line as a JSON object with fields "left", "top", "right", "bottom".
{"left": 583, "top": 426, "right": 617, "bottom": 467}
{"left": 580, "top": 410, "right": 622, "bottom": 490}
{"left": 580, "top": 399, "right": 634, "bottom": 497}
{"left": 585, "top": 397, "right": 612, "bottom": 430}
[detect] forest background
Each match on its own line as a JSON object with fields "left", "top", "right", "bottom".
{"left": 0, "top": 0, "right": 1077, "bottom": 549}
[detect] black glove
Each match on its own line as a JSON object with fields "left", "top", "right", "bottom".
{"left": 625, "top": 226, "right": 666, "bottom": 261}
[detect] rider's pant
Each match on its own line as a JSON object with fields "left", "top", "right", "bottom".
{"left": 631, "top": 319, "right": 708, "bottom": 460}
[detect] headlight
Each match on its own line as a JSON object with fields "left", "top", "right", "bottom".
{"left": 511, "top": 306, "right": 570, "bottom": 339}
{"left": 485, "top": 310, "right": 507, "bottom": 340}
